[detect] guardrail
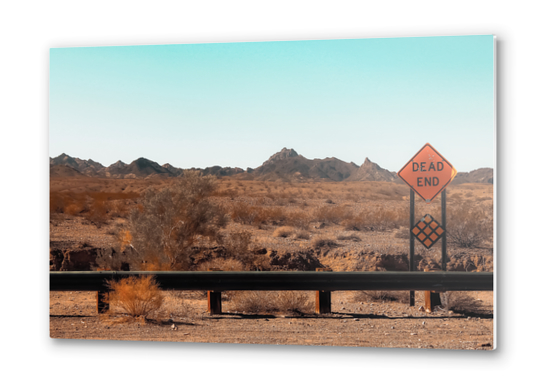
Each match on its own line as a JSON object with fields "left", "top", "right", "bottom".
{"left": 50, "top": 271, "right": 493, "bottom": 291}
{"left": 50, "top": 271, "right": 493, "bottom": 315}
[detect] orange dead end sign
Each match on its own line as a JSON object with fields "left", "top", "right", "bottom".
{"left": 398, "top": 143, "right": 457, "bottom": 203}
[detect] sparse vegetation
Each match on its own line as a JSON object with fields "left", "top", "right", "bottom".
{"left": 106, "top": 275, "right": 164, "bottom": 318}
{"left": 229, "top": 291, "right": 313, "bottom": 314}
{"left": 441, "top": 292, "right": 483, "bottom": 314}
{"left": 336, "top": 233, "right": 361, "bottom": 242}
{"left": 447, "top": 202, "right": 492, "bottom": 248}
{"left": 355, "top": 290, "right": 409, "bottom": 304}
{"left": 310, "top": 236, "right": 339, "bottom": 248}
{"left": 126, "top": 171, "right": 228, "bottom": 270}
{"left": 273, "top": 226, "right": 295, "bottom": 238}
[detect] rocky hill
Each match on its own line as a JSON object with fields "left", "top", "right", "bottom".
{"left": 250, "top": 148, "right": 358, "bottom": 181}
{"left": 346, "top": 157, "right": 398, "bottom": 182}
{"left": 50, "top": 164, "right": 88, "bottom": 178}
{"left": 451, "top": 168, "right": 493, "bottom": 185}
{"left": 50, "top": 149, "right": 493, "bottom": 184}
{"left": 50, "top": 153, "right": 104, "bottom": 176}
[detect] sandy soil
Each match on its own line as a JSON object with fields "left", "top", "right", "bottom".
{"left": 50, "top": 290, "right": 493, "bottom": 350}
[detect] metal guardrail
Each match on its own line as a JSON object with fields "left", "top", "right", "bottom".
{"left": 50, "top": 271, "right": 493, "bottom": 292}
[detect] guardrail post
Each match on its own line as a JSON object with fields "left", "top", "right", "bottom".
{"left": 424, "top": 291, "right": 442, "bottom": 313}
{"left": 423, "top": 268, "right": 442, "bottom": 312}
{"left": 207, "top": 291, "right": 222, "bottom": 315}
{"left": 207, "top": 268, "right": 222, "bottom": 315}
{"left": 315, "top": 268, "right": 332, "bottom": 314}
{"left": 96, "top": 291, "right": 109, "bottom": 313}
{"left": 96, "top": 268, "right": 110, "bottom": 313}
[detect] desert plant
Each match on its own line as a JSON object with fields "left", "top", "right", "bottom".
{"left": 223, "top": 230, "right": 262, "bottom": 268}
{"left": 447, "top": 202, "right": 492, "bottom": 248}
{"left": 106, "top": 275, "right": 164, "bottom": 318}
{"left": 293, "top": 230, "right": 311, "bottom": 240}
{"left": 273, "top": 226, "right": 295, "bottom": 238}
{"left": 229, "top": 291, "right": 313, "bottom": 314}
{"left": 197, "top": 258, "right": 246, "bottom": 271}
{"left": 336, "top": 233, "right": 361, "bottom": 242}
{"left": 127, "top": 170, "right": 228, "bottom": 270}
{"left": 313, "top": 205, "right": 352, "bottom": 224}
{"left": 355, "top": 290, "right": 409, "bottom": 303}
{"left": 286, "top": 210, "right": 311, "bottom": 229}
{"left": 441, "top": 292, "right": 482, "bottom": 314}
{"left": 310, "top": 236, "right": 339, "bottom": 248}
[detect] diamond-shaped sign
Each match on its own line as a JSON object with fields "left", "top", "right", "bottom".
{"left": 412, "top": 214, "right": 445, "bottom": 249}
{"left": 398, "top": 143, "right": 457, "bottom": 203}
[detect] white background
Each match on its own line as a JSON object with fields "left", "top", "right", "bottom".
{"left": 1, "top": 1, "right": 539, "bottom": 383}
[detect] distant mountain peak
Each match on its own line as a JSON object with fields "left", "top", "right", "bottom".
{"left": 262, "top": 148, "right": 299, "bottom": 167}
{"left": 346, "top": 157, "right": 395, "bottom": 182}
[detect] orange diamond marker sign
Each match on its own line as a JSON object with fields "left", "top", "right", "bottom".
{"left": 398, "top": 143, "right": 457, "bottom": 203}
{"left": 412, "top": 214, "right": 445, "bottom": 249}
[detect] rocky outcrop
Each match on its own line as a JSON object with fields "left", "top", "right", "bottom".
{"left": 50, "top": 245, "right": 102, "bottom": 271}
{"left": 346, "top": 157, "right": 397, "bottom": 182}
{"left": 268, "top": 249, "right": 325, "bottom": 271}
{"left": 49, "top": 245, "right": 133, "bottom": 271}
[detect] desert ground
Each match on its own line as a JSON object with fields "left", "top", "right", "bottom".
{"left": 50, "top": 176, "right": 494, "bottom": 349}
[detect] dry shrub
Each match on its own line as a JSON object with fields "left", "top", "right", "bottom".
{"left": 293, "top": 230, "right": 311, "bottom": 240}
{"left": 441, "top": 292, "right": 482, "bottom": 314}
{"left": 313, "top": 205, "right": 352, "bottom": 224}
{"left": 286, "top": 210, "right": 311, "bottom": 229}
{"left": 336, "top": 233, "right": 361, "bottom": 242}
{"left": 342, "top": 206, "right": 408, "bottom": 231}
{"left": 229, "top": 201, "right": 260, "bottom": 224}
{"left": 117, "top": 229, "right": 133, "bottom": 252}
{"left": 261, "top": 207, "right": 288, "bottom": 224}
{"left": 310, "top": 236, "right": 339, "bottom": 248}
{"left": 355, "top": 290, "right": 409, "bottom": 303}
{"left": 86, "top": 198, "right": 109, "bottom": 224}
{"left": 447, "top": 202, "right": 493, "bottom": 248}
{"left": 224, "top": 231, "right": 252, "bottom": 257}
{"left": 230, "top": 291, "right": 313, "bottom": 314}
{"left": 197, "top": 258, "right": 246, "bottom": 271}
{"left": 273, "top": 226, "right": 295, "bottom": 238}
{"left": 159, "top": 291, "right": 193, "bottom": 319}
{"left": 223, "top": 230, "right": 270, "bottom": 270}
{"left": 127, "top": 171, "right": 228, "bottom": 270}
{"left": 229, "top": 202, "right": 287, "bottom": 226}
{"left": 106, "top": 275, "right": 164, "bottom": 318}
{"left": 50, "top": 191, "right": 88, "bottom": 215}
{"left": 50, "top": 191, "right": 139, "bottom": 220}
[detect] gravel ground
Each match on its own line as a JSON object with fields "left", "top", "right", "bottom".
{"left": 50, "top": 290, "right": 494, "bottom": 350}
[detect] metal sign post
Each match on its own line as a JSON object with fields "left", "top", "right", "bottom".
{"left": 409, "top": 190, "right": 415, "bottom": 306}
{"left": 399, "top": 143, "right": 456, "bottom": 307}
{"left": 441, "top": 189, "right": 447, "bottom": 271}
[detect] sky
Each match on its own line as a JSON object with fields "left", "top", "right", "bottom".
{"left": 49, "top": 35, "right": 495, "bottom": 172}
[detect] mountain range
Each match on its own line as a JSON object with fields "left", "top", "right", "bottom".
{"left": 50, "top": 148, "right": 493, "bottom": 184}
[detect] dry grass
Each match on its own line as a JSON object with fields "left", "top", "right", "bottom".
{"left": 229, "top": 291, "right": 313, "bottom": 314}
{"left": 441, "top": 292, "right": 483, "bottom": 314}
{"left": 197, "top": 258, "right": 246, "bottom": 271}
{"left": 273, "top": 226, "right": 295, "bottom": 238}
{"left": 106, "top": 275, "right": 164, "bottom": 318}
{"left": 310, "top": 236, "right": 339, "bottom": 248}
{"left": 336, "top": 233, "right": 361, "bottom": 242}
{"left": 50, "top": 190, "right": 139, "bottom": 223}
{"left": 447, "top": 202, "right": 493, "bottom": 248}
{"left": 354, "top": 290, "right": 409, "bottom": 303}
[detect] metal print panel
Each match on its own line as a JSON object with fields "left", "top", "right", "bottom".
{"left": 49, "top": 35, "right": 495, "bottom": 349}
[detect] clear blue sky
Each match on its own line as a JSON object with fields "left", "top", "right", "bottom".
{"left": 50, "top": 35, "right": 494, "bottom": 172}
